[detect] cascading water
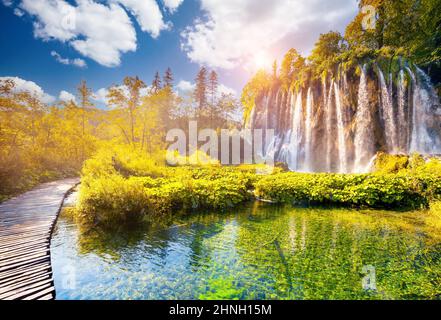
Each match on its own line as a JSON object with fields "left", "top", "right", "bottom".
{"left": 378, "top": 68, "right": 398, "bottom": 153}
{"left": 353, "top": 65, "right": 375, "bottom": 173}
{"left": 408, "top": 67, "right": 432, "bottom": 154}
{"left": 325, "top": 80, "right": 334, "bottom": 172}
{"left": 286, "top": 91, "right": 303, "bottom": 171}
{"left": 304, "top": 88, "right": 313, "bottom": 172}
{"left": 397, "top": 70, "right": 407, "bottom": 152}
{"left": 409, "top": 67, "right": 441, "bottom": 154}
{"left": 250, "top": 62, "right": 441, "bottom": 173}
{"left": 334, "top": 82, "right": 348, "bottom": 173}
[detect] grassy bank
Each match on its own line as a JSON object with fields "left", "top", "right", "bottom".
{"left": 75, "top": 148, "right": 441, "bottom": 228}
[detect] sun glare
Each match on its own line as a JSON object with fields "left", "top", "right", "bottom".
{"left": 252, "top": 52, "right": 271, "bottom": 71}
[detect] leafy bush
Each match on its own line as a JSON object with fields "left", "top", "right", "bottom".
{"left": 374, "top": 153, "right": 409, "bottom": 174}
{"left": 76, "top": 146, "right": 259, "bottom": 227}
{"left": 77, "top": 148, "right": 441, "bottom": 227}
{"left": 254, "top": 172, "right": 436, "bottom": 209}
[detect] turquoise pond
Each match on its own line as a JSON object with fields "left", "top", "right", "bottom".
{"left": 50, "top": 194, "right": 441, "bottom": 300}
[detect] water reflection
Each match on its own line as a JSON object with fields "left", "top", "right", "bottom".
{"left": 51, "top": 201, "right": 441, "bottom": 300}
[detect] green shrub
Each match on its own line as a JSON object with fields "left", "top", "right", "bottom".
{"left": 254, "top": 172, "right": 434, "bottom": 209}
{"left": 374, "top": 153, "right": 409, "bottom": 174}
{"left": 76, "top": 147, "right": 261, "bottom": 227}
{"left": 76, "top": 147, "right": 441, "bottom": 227}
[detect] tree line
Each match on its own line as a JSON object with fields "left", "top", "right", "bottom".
{"left": 0, "top": 67, "right": 239, "bottom": 199}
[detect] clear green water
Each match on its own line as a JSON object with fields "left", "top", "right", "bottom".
{"left": 51, "top": 200, "right": 441, "bottom": 300}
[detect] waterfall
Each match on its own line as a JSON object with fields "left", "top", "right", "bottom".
{"left": 277, "top": 93, "right": 293, "bottom": 163}
{"left": 287, "top": 91, "right": 303, "bottom": 170}
{"left": 408, "top": 67, "right": 441, "bottom": 154}
{"left": 397, "top": 70, "right": 407, "bottom": 152}
{"left": 261, "top": 94, "right": 270, "bottom": 156}
{"left": 249, "top": 61, "right": 441, "bottom": 174}
{"left": 378, "top": 68, "right": 398, "bottom": 152}
{"left": 354, "top": 65, "right": 375, "bottom": 173}
{"left": 334, "top": 82, "right": 348, "bottom": 173}
{"left": 325, "top": 80, "right": 334, "bottom": 172}
{"left": 304, "top": 88, "right": 313, "bottom": 172}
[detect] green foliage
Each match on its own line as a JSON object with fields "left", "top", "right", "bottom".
{"left": 374, "top": 153, "right": 409, "bottom": 173}
{"left": 253, "top": 172, "right": 433, "bottom": 209}
{"left": 241, "top": 70, "right": 272, "bottom": 123}
{"left": 0, "top": 64, "right": 240, "bottom": 201}
{"left": 309, "top": 31, "right": 347, "bottom": 78}
{"left": 430, "top": 201, "right": 441, "bottom": 216}
{"left": 0, "top": 79, "right": 95, "bottom": 200}
{"left": 280, "top": 48, "right": 306, "bottom": 89}
{"left": 77, "top": 145, "right": 441, "bottom": 228}
{"left": 76, "top": 146, "right": 264, "bottom": 227}
{"left": 255, "top": 155, "right": 441, "bottom": 210}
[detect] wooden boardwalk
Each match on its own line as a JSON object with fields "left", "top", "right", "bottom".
{"left": 0, "top": 178, "right": 79, "bottom": 300}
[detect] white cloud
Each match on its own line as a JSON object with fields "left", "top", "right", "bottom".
{"left": 51, "top": 51, "right": 87, "bottom": 68}
{"left": 163, "top": 0, "right": 184, "bottom": 13}
{"left": 67, "top": 0, "right": 137, "bottom": 67}
{"left": 59, "top": 90, "right": 76, "bottom": 102}
{"left": 16, "top": 0, "right": 181, "bottom": 67}
{"left": 0, "top": 76, "right": 55, "bottom": 103}
{"left": 20, "top": 0, "right": 77, "bottom": 42}
{"left": 181, "top": 0, "right": 358, "bottom": 69}
{"left": 72, "top": 58, "right": 87, "bottom": 68}
{"left": 94, "top": 87, "right": 110, "bottom": 104}
{"left": 176, "top": 80, "right": 195, "bottom": 93}
{"left": 116, "top": 0, "right": 169, "bottom": 38}
{"left": 2, "top": 0, "right": 13, "bottom": 7}
{"left": 13, "top": 8, "right": 24, "bottom": 16}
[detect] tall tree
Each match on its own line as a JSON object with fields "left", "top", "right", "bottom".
{"left": 280, "top": 48, "right": 305, "bottom": 87}
{"left": 151, "top": 71, "right": 162, "bottom": 94}
{"left": 163, "top": 67, "right": 174, "bottom": 89}
{"left": 208, "top": 70, "right": 218, "bottom": 128}
{"left": 309, "top": 32, "right": 345, "bottom": 77}
{"left": 77, "top": 80, "right": 95, "bottom": 161}
{"left": 194, "top": 67, "right": 208, "bottom": 118}
{"left": 107, "top": 76, "right": 146, "bottom": 145}
{"left": 77, "top": 80, "right": 94, "bottom": 136}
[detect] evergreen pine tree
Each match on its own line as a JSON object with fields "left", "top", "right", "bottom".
{"left": 164, "top": 67, "right": 174, "bottom": 89}
{"left": 194, "top": 67, "right": 208, "bottom": 118}
{"left": 151, "top": 71, "right": 162, "bottom": 94}
{"left": 208, "top": 70, "right": 218, "bottom": 127}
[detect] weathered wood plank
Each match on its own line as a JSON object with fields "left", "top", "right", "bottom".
{"left": 0, "top": 243, "right": 48, "bottom": 256}
{"left": 0, "top": 273, "right": 52, "bottom": 295}
{"left": 24, "top": 286, "right": 55, "bottom": 300}
{"left": 0, "top": 255, "right": 50, "bottom": 272}
{"left": 0, "top": 178, "right": 79, "bottom": 300}
{"left": 0, "top": 262, "right": 51, "bottom": 280}
{"left": 0, "top": 268, "right": 51, "bottom": 287}
{"left": 0, "top": 248, "right": 49, "bottom": 264}
{"left": 0, "top": 236, "right": 49, "bottom": 250}
{"left": 0, "top": 281, "right": 53, "bottom": 300}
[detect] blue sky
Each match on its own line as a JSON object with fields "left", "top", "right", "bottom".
{"left": 0, "top": 0, "right": 358, "bottom": 105}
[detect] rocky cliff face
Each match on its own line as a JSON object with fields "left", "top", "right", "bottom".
{"left": 247, "top": 63, "right": 441, "bottom": 173}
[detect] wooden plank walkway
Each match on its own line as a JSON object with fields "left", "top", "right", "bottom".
{"left": 0, "top": 178, "right": 79, "bottom": 300}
